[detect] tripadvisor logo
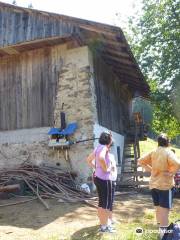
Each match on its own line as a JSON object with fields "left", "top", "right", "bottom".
{"left": 135, "top": 227, "right": 173, "bottom": 235}
{"left": 135, "top": 227, "right": 144, "bottom": 235}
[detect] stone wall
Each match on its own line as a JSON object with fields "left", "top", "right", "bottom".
{"left": 53, "top": 46, "right": 97, "bottom": 181}
{"left": 0, "top": 127, "right": 65, "bottom": 169}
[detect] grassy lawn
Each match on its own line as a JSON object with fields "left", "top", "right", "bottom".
{"left": 45, "top": 209, "right": 180, "bottom": 240}
{"left": 140, "top": 138, "right": 180, "bottom": 158}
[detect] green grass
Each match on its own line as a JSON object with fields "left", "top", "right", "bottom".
{"left": 45, "top": 211, "right": 177, "bottom": 240}
{"left": 45, "top": 221, "right": 158, "bottom": 240}
{"left": 140, "top": 138, "right": 180, "bottom": 158}
{"left": 143, "top": 212, "right": 154, "bottom": 220}
{"left": 44, "top": 209, "right": 180, "bottom": 240}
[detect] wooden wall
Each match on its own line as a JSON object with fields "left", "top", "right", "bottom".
{"left": 0, "top": 4, "right": 73, "bottom": 47}
{"left": 0, "top": 44, "right": 66, "bottom": 130}
{"left": 93, "top": 54, "right": 132, "bottom": 134}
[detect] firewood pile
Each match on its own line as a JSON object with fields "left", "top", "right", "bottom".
{"left": 0, "top": 164, "right": 95, "bottom": 209}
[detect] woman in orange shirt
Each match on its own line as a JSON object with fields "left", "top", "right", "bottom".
{"left": 138, "top": 133, "right": 180, "bottom": 239}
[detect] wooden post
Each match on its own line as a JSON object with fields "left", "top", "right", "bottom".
{"left": 0, "top": 184, "right": 21, "bottom": 192}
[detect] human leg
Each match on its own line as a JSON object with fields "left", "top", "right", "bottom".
{"left": 151, "top": 189, "right": 161, "bottom": 224}
{"left": 94, "top": 177, "right": 109, "bottom": 226}
{"left": 155, "top": 206, "right": 161, "bottom": 224}
{"left": 97, "top": 207, "right": 109, "bottom": 225}
{"left": 158, "top": 188, "right": 173, "bottom": 226}
{"left": 158, "top": 207, "right": 170, "bottom": 226}
{"left": 108, "top": 181, "right": 116, "bottom": 224}
{"left": 153, "top": 188, "right": 173, "bottom": 239}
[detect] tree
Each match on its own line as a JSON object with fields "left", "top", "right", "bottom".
{"left": 122, "top": 0, "right": 180, "bottom": 138}
{"left": 132, "top": 97, "right": 153, "bottom": 125}
{"left": 135, "top": 0, "right": 180, "bottom": 89}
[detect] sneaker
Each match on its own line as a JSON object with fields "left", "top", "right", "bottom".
{"left": 107, "top": 223, "right": 116, "bottom": 229}
{"left": 106, "top": 226, "right": 116, "bottom": 233}
{"left": 99, "top": 226, "right": 107, "bottom": 233}
{"left": 99, "top": 226, "right": 116, "bottom": 233}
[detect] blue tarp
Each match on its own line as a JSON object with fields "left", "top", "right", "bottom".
{"left": 48, "top": 128, "right": 61, "bottom": 135}
{"left": 48, "top": 122, "right": 77, "bottom": 136}
{"left": 60, "top": 122, "right": 78, "bottom": 135}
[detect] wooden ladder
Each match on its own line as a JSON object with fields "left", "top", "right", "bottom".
{"left": 117, "top": 122, "right": 149, "bottom": 188}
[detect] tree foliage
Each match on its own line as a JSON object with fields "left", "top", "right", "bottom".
{"left": 123, "top": 0, "right": 180, "bottom": 138}
{"left": 132, "top": 97, "right": 153, "bottom": 125}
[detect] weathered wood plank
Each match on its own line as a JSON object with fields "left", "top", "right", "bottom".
{"left": 0, "top": 7, "right": 74, "bottom": 47}
{"left": 0, "top": 44, "right": 64, "bottom": 130}
{"left": 0, "top": 184, "right": 20, "bottom": 192}
{"left": 93, "top": 54, "right": 132, "bottom": 134}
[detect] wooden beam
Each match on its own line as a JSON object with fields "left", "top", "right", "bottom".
{"left": 101, "top": 53, "right": 135, "bottom": 66}
{"left": 102, "top": 59, "right": 141, "bottom": 82}
{"left": 0, "top": 184, "right": 21, "bottom": 192}
{"left": 0, "top": 36, "right": 72, "bottom": 56}
{"left": 78, "top": 24, "right": 122, "bottom": 38}
{"left": 88, "top": 37, "right": 127, "bottom": 48}
{"left": 105, "top": 57, "right": 137, "bottom": 69}
{"left": 118, "top": 77, "right": 149, "bottom": 91}
{"left": 1, "top": 48, "right": 19, "bottom": 55}
{"left": 0, "top": 34, "right": 72, "bottom": 51}
{"left": 101, "top": 57, "right": 134, "bottom": 73}
{"left": 101, "top": 48, "right": 130, "bottom": 59}
{"left": 77, "top": 28, "right": 127, "bottom": 47}
{"left": 112, "top": 72, "right": 149, "bottom": 93}
{"left": 104, "top": 60, "right": 142, "bottom": 79}
{"left": 114, "top": 69, "right": 140, "bottom": 80}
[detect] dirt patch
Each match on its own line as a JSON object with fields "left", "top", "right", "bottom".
{"left": 0, "top": 192, "right": 179, "bottom": 240}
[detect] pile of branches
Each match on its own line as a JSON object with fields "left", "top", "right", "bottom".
{"left": 0, "top": 164, "right": 94, "bottom": 209}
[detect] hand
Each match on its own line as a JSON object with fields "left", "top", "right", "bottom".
{"left": 143, "top": 165, "right": 152, "bottom": 172}
{"left": 111, "top": 166, "right": 115, "bottom": 172}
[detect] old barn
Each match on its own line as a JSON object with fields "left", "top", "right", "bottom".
{"left": 0, "top": 2, "right": 149, "bottom": 183}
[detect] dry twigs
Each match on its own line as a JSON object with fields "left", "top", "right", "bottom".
{"left": 0, "top": 164, "right": 93, "bottom": 209}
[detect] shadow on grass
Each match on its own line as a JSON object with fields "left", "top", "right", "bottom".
{"left": 70, "top": 223, "right": 159, "bottom": 240}
{"left": 71, "top": 225, "right": 102, "bottom": 240}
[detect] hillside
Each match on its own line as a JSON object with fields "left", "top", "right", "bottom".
{"left": 140, "top": 138, "right": 180, "bottom": 158}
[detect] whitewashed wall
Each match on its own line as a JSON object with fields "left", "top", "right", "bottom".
{"left": 93, "top": 123, "right": 124, "bottom": 174}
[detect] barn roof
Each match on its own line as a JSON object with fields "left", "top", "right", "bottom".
{"left": 0, "top": 2, "right": 150, "bottom": 97}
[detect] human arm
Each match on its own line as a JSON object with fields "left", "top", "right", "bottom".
{"left": 86, "top": 152, "right": 95, "bottom": 169}
{"left": 167, "top": 151, "right": 180, "bottom": 175}
{"left": 99, "top": 147, "right": 111, "bottom": 172}
{"left": 138, "top": 153, "right": 152, "bottom": 172}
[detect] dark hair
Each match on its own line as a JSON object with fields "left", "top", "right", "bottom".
{"left": 157, "top": 133, "right": 169, "bottom": 147}
{"left": 99, "top": 132, "right": 112, "bottom": 145}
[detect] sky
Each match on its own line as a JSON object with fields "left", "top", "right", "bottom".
{"left": 0, "top": 0, "right": 141, "bottom": 27}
